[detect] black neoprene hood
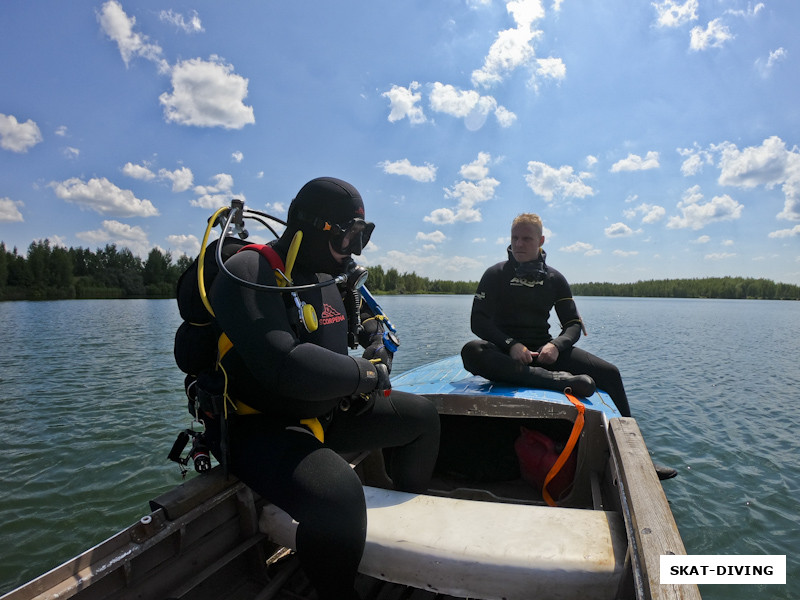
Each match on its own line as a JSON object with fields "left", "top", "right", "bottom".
{"left": 279, "top": 177, "right": 367, "bottom": 275}
{"left": 288, "top": 177, "right": 365, "bottom": 228}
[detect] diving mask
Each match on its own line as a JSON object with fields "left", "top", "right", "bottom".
{"left": 328, "top": 218, "right": 375, "bottom": 255}
{"left": 298, "top": 211, "right": 375, "bottom": 256}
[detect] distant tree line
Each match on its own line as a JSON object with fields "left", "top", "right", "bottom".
{"left": 571, "top": 278, "right": 800, "bottom": 300}
{"left": 0, "top": 240, "right": 194, "bottom": 301}
{"left": 0, "top": 240, "right": 478, "bottom": 301}
{"left": 2, "top": 240, "right": 798, "bottom": 301}
{"left": 357, "top": 264, "right": 478, "bottom": 295}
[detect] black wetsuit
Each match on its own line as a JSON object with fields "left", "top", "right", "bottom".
{"left": 205, "top": 245, "right": 440, "bottom": 600}
{"left": 461, "top": 249, "right": 631, "bottom": 416}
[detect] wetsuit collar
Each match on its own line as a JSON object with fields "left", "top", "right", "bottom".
{"left": 507, "top": 246, "right": 548, "bottom": 280}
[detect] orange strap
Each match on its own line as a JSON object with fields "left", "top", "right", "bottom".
{"left": 542, "top": 392, "right": 585, "bottom": 507}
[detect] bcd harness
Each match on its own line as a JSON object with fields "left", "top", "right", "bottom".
{"left": 211, "top": 242, "right": 325, "bottom": 443}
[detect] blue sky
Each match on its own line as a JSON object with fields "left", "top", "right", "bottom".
{"left": 1, "top": 0, "right": 799, "bottom": 284}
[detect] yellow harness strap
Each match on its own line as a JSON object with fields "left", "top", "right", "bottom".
{"left": 216, "top": 333, "right": 324, "bottom": 442}
{"left": 299, "top": 418, "right": 325, "bottom": 442}
{"left": 218, "top": 332, "right": 234, "bottom": 361}
{"left": 542, "top": 391, "right": 585, "bottom": 507}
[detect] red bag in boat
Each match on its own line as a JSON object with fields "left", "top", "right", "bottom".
{"left": 514, "top": 427, "right": 577, "bottom": 500}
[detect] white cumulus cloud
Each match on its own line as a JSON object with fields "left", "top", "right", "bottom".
{"left": 611, "top": 151, "right": 660, "bottom": 172}
{"left": 123, "top": 162, "right": 194, "bottom": 192}
{"left": 690, "top": 18, "right": 734, "bottom": 51}
{"left": 714, "top": 136, "right": 800, "bottom": 221}
{"left": 429, "top": 83, "right": 515, "bottom": 130}
{"left": 99, "top": 2, "right": 252, "bottom": 128}
{"left": 97, "top": 0, "right": 168, "bottom": 72}
{"left": 678, "top": 144, "right": 714, "bottom": 176}
{"left": 379, "top": 159, "right": 437, "bottom": 182}
{"left": 525, "top": 161, "right": 594, "bottom": 203}
{"left": 49, "top": 177, "right": 159, "bottom": 217}
{"left": 167, "top": 233, "right": 201, "bottom": 257}
{"left": 623, "top": 203, "right": 666, "bottom": 224}
{"left": 382, "top": 82, "right": 426, "bottom": 124}
{"left": 160, "top": 57, "right": 255, "bottom": 129}
{"left": 652, "top": 0, "right": 699, "bottom": 27}
{"left": 756, "top": 47, "right": 788, "bottom": 78}
{"left": 122, "top": 162, "right": 156, "bottom": 180}
{"left": 768, "top": 225, "right": 800, "bottom": 239}
{"left": 605, "top": 222, "right": 636, "bottom": 237}
{"left": 424, "top": 153, "right": 499, "bottom": 224}
{"left": 192, "top": 173, "right": 241, "bottom": 209}
{"left": 560, "top": 241, "right": 598, "bottom": 256}
{"left": 159, "top": 167, "right": 194, "bottom": 192}
{"left": 0, "top": 197, "right": 25, "bottom": 223}
{"left": 77, "top": 219, "right": 150, "bottom": 255}
{"left": 416, "top": 231, "right": 447, "bottom": 244}
{"left": 535, "top": 57, "right": 566, "bottom": 84}
{"left": 471, "top": 0, "right": 546, "bottom": 89}
{"left": 667, "top": 185, "right": 743, "bottom": 230}
{"left": 0, "top": 113, "right": 43, "bottom": 153}
{"left": 159, "top": 9, "right": 204, "bottom": 34}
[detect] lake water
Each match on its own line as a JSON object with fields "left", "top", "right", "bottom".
{"left": 1, "top": 296, "right": 798, "bottom": 599}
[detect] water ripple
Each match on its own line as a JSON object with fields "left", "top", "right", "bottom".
{"left": 1, "top": 297, "right": 798, "bottom": 600}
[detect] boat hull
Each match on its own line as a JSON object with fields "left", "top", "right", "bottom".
{"left": 2, "top": 356, "right": 700, "bottom": 600}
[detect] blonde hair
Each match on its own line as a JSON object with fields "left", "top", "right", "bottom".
{"left": 512, "top": 213, "right": 543, "bottom": 232}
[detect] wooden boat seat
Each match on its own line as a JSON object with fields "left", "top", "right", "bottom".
{"left": 259, "top": 486, "right": 627, "bottom": 600}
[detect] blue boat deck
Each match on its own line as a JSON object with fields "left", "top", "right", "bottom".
{"left": 392, "top": 355, "right": 621, "bottom": 419}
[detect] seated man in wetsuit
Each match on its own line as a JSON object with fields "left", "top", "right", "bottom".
{"left": 204, "top": 177, "right": 441, "bottom": 600}
{"left": 461, "top": 213, "right": 676, "bottom": 480}
{"left": 461, "top": 213, "right": 613, "bottom": 402}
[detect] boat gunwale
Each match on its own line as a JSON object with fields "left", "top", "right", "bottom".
{"left": 2, "top": 353, "right": 701, "bottom": 600}
{"left": 1, "top": 476, "right": 260, "bottom": 600}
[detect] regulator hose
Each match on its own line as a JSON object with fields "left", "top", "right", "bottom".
{"left": 212, "top": 203, "right": 348, "bottom": 294}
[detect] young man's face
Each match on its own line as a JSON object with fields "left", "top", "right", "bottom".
{"left": 510, "top": 222, "right": 544, "bottom": 263}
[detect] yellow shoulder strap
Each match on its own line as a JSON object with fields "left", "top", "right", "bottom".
{"left": 216, "top": 331, "right": 324, "bottom": 443}
{"left": 217, "top": 332, "right": 234, "bottom": 362}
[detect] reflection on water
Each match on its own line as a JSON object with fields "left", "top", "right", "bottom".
{"left": 1, "top": 296, "right": 798, "bottom": 599}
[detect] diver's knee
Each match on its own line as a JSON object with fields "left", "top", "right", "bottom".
{"left": 461, "top": 339, "right": 485, "bottom": 373}
{"left": 394, "top": 392, "right": 440, "bottom": 436}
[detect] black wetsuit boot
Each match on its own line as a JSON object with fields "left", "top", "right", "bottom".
{"left": 527, "top": 367, "right": 596, "bottom": 398}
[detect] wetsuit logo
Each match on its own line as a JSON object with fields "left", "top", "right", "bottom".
{"left": 320, "top": 303, "right": 346, "bottom": 326}
{"left": 510, "top": 277, "right": 544, "bottom": 288}
{"left": 474, "top": 292, "right": 486, "bottom": 300}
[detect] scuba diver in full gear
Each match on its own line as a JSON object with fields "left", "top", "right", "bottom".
{"left": 199, "top": 177, "right": 440, "bottom": 600}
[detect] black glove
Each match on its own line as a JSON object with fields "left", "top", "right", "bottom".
{"left": 363, "top": 339, "right": 393, "bottom": 373}
{"left": 374, "top": 361, "right": 391, "bottom": 392}
{"left": 342, "top": 362, "right": 391, "bottom": 415}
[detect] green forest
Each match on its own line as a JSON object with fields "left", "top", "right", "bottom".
{"left": 571, "top": 278, "right": 800, "bottom": 300}
{"left": 1, "top": 239, "right": 799, "bottom": 301}
{"left": 0, "top": 240, "right": 477, "bottom": 301}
